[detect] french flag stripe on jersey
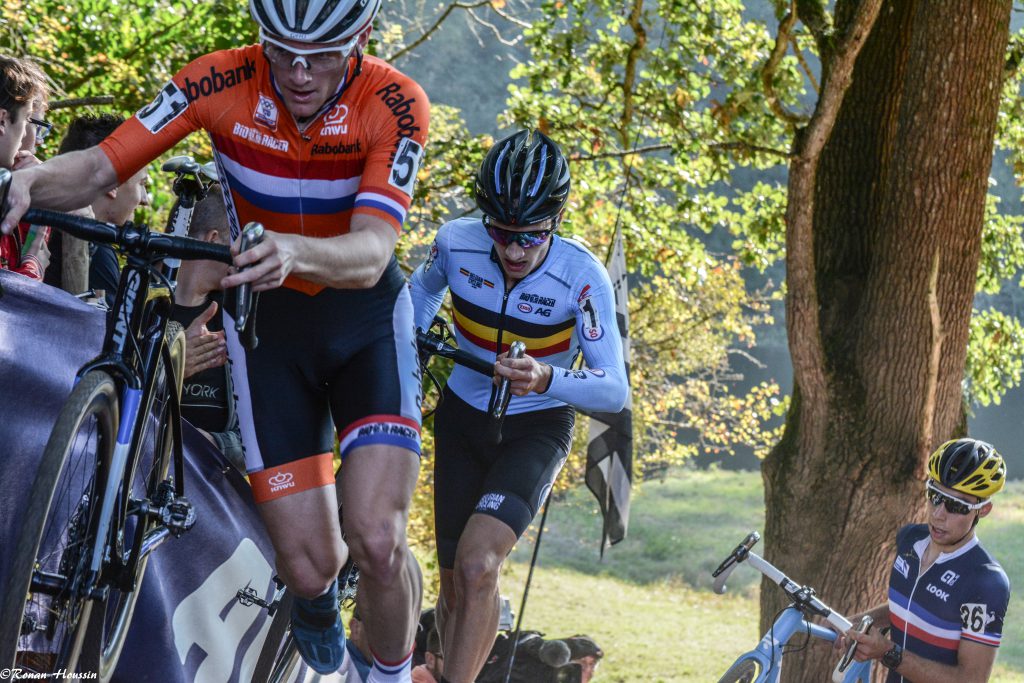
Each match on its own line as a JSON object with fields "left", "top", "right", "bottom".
{"left": 962, "top": 631, "right": 1001, "bottom": 646}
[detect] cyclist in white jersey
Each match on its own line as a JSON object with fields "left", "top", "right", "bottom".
{"left": 841, "top": 438, "right": 1010, "bottom": 682}
{"left": 409, "top": 130, "right": 627, "bottom": 683}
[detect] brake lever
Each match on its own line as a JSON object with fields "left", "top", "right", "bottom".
{"left": 492, "top": 340, "right": 526, "bottom": 420}
{"left": 833, "top": 615, "right": 872, "bottom": 680}
{"left": 234, "top": 222, "right": 264, "bottom": 349}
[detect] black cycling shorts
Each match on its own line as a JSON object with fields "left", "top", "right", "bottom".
{"left": 223, "top": 258, "right": 422, "bottom": 503}
{"left": 433, "top": 386, "right": 574, "bottom": 569}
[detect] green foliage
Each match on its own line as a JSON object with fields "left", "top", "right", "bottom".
{"left": 965, "top": 308, "right": 1024, "bottom": 407}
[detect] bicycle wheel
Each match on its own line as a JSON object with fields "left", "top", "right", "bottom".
{"left": 81, "top": 322, "right": 185, "bottom": 681}
{"left": 0, "top": 371, "right": 118, "bottom": 676}
{"left": 718, "top": 655, "right": 765, "bottom": 683}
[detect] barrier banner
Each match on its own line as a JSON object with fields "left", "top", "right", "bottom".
{"left": 0, "top": 271, "right": 339, "bottom": 682}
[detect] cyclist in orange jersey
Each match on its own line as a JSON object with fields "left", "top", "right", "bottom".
{"left": 0, "top": 1, "right": 428, "bottom": 679}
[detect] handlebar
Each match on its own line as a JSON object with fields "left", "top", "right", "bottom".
{"left": 712, "top": 532, "right": 853, "bottom": 636}
{"left": 416, "top": 327, "right": 495, "bottom": 377}
{"left": 23, "top": 208, "right": 232, "bottom": 264}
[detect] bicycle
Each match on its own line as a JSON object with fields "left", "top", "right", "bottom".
{"left": 712, "top": 532, "right": 873, "bottom": 683}
{"left": 246, "top": 315, "right": 519, "bottom": 682}
{"left": 0, "top": 161, "right": 259, "bottom": 682}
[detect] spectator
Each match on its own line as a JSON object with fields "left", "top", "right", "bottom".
{"left": 169, "top": 184, "right": 242, "bottom": 468}
{"left": 564, "top": 636, "right": 603, "bottom": 683}
{"left": 47, "top": 113, "right": 150, "bottom": 303}
{"left": 411, "top": 627, "right": 444, "bottom": 683}
{"left": 0, "top": 55, "right": 50, "bottom": 279}
{"left": 476, "top": 631, "right": 602, "bottom": 683}
{"left": 340, "top": 607, "right": 374, "bottom": 683}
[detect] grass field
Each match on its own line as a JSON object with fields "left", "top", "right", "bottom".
{"left": 496, "top": 469, "right": 1023, "bottom": 682}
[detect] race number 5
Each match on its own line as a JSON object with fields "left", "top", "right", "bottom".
{"left": 389, "top": 137, "right": 424, "bottom": 197}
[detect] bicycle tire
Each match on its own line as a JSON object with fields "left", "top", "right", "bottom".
{"left": 0, "top": 371, "right": 118, "bottom": 677}
{"left": 81, "top": 321, "right": 185, "bottom": 681}
{"left": 717, "top": 655, "right": 765, "bottom": 683}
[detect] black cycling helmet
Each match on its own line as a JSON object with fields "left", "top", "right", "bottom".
{"left": 475, "top": 129, "right": 571, "bottom": 226}
{"left": 927, "top": 438, "right": 1006, "bottom": 499}
{"left": 250, "top": 0, "right": 380, "bottom": 44}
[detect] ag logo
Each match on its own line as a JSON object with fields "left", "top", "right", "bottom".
{"left": 388, "top": 137, "right": 424, "bottom": 198}
{"left": 137, "top": 81, "right": 189, "bottom": 134}
{"left": 254, "top": 94, "right": 278, "bottom": 130}
{"left": 322, "top": 103, "right": 350, "bottom": 135}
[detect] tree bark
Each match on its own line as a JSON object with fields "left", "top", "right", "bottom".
{"left": 762, "top": 2, "right": 1011, "bottom": 681}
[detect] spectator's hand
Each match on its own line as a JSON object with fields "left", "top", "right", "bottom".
{"left": 183, "top": 301, "right": 227, "bottom": 379}
{"left": 13, "top": 150, "right": 41, "bottom": 170}
{"left": 220, "top": 229, "right": 298, "bottom": 292}
{"left": 494, "top": 351, "right": 552, "bottom": 396}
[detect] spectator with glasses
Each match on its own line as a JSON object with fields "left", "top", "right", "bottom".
{"left": 838, "top": 438, "right": 1010, "bottom": 682}
{"left": 409, "top": 130, "right": 627, "bottom": 683}
{"left": 0, "top": 1, "right": 429, "bottom": 679}
{"left": 0, "top": 55, "right": 50, "bottom": 279}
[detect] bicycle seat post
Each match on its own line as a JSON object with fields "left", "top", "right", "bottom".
{"left": 160, "top": 155, "right": 216, "bottom": 285}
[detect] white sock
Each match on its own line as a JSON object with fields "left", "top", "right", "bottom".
{"left": 366, "top": 651, "right": 412, "bottom": 683}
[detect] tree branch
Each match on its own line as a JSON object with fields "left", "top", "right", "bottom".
{"left": 762, "top": 1, "right": 808, "bottom": 124}
{"left": 785, "top": 0, "right": 883, "bottom": 410}
{"left": 620, "top": 0, "right": 647, "bottom": 146}
{"left": 795, "top": 0, "right": 835, "bottom": 63}
{"left": 709, "top": 141, "right": 792, "bottom": 160}
{"left": 575, "top": 143, "right": 672, "bottom": 161}
{"left": 386, "top": 1, "right": 492, "bottom": 62}
{"left": 790, "top": 33, "right": 820, "bottom": 94}
{"left": 51, "top": 96, "right": 115, "bottom": 110}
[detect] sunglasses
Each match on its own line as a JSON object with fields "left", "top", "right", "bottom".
{"left": 28, "top": 116, "right": 52, "bottom": 144}
{"left": 925, "top": 481, "right": 987, "bottom": 515}
{"left": 260, "top": 29, "right": 357, "bottom": 74}
{"left": 483, "top": 215, "right": 557, "bottom": 249}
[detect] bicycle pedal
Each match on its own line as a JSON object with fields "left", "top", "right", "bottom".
{"left": 162, "top": 497, "right": 196, "bottom": 536}
{"left": 235, "top": 583, "right": 284, "bottom": 615}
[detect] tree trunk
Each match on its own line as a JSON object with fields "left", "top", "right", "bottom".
{"left": 762, "top": 2, "right": 1011, "bottom": 681}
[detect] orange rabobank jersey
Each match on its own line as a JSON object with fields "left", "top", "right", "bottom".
{"left": 99, "top": 45, "right": 429, "bottom": 295}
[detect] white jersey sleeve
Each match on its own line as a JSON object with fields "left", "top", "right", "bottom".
{"left": 409, "top": 223, "right": 452, "bottom": 331}
{"left": 542, "top": 258, "right": 628, "bottom": 413}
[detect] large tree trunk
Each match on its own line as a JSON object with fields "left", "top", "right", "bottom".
{"left": 762, "top": 2, "right": 1011, "bottom": 681}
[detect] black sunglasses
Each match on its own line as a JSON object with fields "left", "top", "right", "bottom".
{"left": 925, "top": 481, "right": 986, "bottom": 515}
{"left": 28, "top": 116, "right": 53, "bottom": 144}
{"left": 482, "top": 215, "right": 557, "bottom": 249}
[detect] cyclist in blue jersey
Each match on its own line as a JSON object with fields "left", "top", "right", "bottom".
{"left": 841, "top": 438, "right": 1010, "bottom": 682}
{"left": 409, "top": 130, "right": 627, "bottom": 683}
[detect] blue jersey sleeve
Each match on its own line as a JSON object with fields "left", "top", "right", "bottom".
{"left": 409, "top": 224, "right": 451, "bottom": 331}
{"left": 542, "top": 260, "right": 628, "bottom": 413}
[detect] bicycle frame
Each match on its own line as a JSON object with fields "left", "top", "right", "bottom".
{"left": 714, "top": 533, "right": 872, "bottom": 683}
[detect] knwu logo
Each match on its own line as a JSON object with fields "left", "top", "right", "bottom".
{"left": 321, "top": 103, "right": 350, "bottom": 135}
{"left": 268, "top": 471, "right": 294, "bottom": 493}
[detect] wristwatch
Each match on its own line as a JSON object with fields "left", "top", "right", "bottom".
{"left": 881, "top": 642, "right": 904, "bottom": 670}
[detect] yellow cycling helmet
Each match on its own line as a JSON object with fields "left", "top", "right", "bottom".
{"left": 928, "top": 438, "right": 1007, "bottom": 499}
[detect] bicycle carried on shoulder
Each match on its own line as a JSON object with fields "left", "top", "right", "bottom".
{"left": 712, "top": 532, "right": 872, "bottom": 683}
{"left": 0, "top": 161, "right": 260, "bottom": 682}
{"left": 246, "top": 316, "right": 519, "bottom": 682}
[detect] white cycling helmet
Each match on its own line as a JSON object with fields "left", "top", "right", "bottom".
{"left": 249, "top": 0, "right": 381, "bottom": 44}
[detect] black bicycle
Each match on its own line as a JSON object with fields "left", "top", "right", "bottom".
{"left": 0, "top": 161, "right": 259, "bottom": 682}
{"left": 246, "top": 316, "right": 519, "bottom": 682}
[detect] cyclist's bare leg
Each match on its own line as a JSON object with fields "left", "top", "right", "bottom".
{"left": 439, "top": 513, "right": 517, "bottom": 683}
{"left": 341, "top": 443, "right": 421, "bottom": 662}
{"left": 257, "top": 484, "right": 346, "bottom": 599}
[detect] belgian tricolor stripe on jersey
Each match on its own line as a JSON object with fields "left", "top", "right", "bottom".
{"left": 452, "top": 292, "right": 574, "bottom": 357}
